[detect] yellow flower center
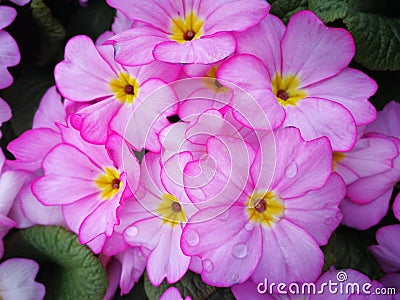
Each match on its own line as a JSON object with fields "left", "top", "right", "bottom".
{"left": 170, "top": 11, "right": 204, "bottom": 44}
{"left": 332, "top": 151, "right": 345, "bottom": 171}
{"left": 271, "top": 73, "right": 307, "bottom": 107}
{"left": 202, "top": 66, "right": 230, "bottom": 93}
{"left": 157, "top": 194, "right": 187, "bottom": 227}
{"left": 109, "top": 72, "right": 139, "bottom": 104}
{"left": 95, "top": 167, "right": 122, "bottom": 200}
{"left": 247, "top": 191, "right": 285, "bottom": 227}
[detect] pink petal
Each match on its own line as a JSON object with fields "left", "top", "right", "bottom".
{"left": 106, "top": 0, "right": 176, "bottom": 30}
{"left": 252, "top": 128, "right": 332, "bottom": 199}
{"left": 33, "top": 86, "right": 66, "bottom": 130}
{"left": 9, "top": 0, "right": 31, "bottom": 6}
{"left": 235, "top": 14, "right": 285, "bottom": 77}
{"left": 366, "top": 101, "right": 400, "bottom": 137}
{"left": 160, "top": 287, "right": 185, "bottom": 300}
{"left": 106, "top": 133, "right": 140, "bottom": 194}
{"left": 346, "top": 160, "right": 399, "bottom": 204}
{"left": 394, "top": 192, "right": 400, "bottom": 221}
{"left": 380, "top": 273, "right": 400, "bottom": 292}
{"left": 107, "top": 24, "right": 167, "bottom": 66}
{"left": 252, "top": 219, "right": 324, "bottom": 285}
{"left": 173, "top": 78, "right": 232, "bottom": 122}
{"left": 282, "top": 10, "right": 354, "bottom": 87}
{"left": 121, "top": 79, "right": 178, "bottom": 152}
{"left": 0, "top": 7, "right": 16, "bottom": 30}
{"left": 305, "top": 68, "right": 377, "bottom": 125}
{"left": 184, "top": 136, "right": 254, "bottom": 210}
{"left": 217, "top": 54, "right": 285, "bottom": 130}
{"left": 0, "top": 97, "right": 11, "bottom": 126}
{"left": 62, "top": 195, "right": 103, "bottom": 235}
{"left": 369, "top": 224, "right": 400, "bottom": 273}
{"left": 0, "top": 258, "right": 45, "bottom": 300}
{"left": 112, "top": 10, "right": 133, "bottom": 34}
{"left": 79, "top": 196, "right": 121, "bottom": 243}
{"left": 284, "top": 98, "right": 357, "bottom": 151}
{"left": 32, "top": 144, "right": 102, "bottom": 205}
{"left": 55, "top": 35, "right": 116, "bottom": 101}
{"left": 154, "top": 33, "right": 235, "bottom": 64}
{"left": 200, "top": 0, "right": 269, "bottom": 35}
{"left": 72, "top": 98, "right": 121, "bottom": 144}
{"left": 0, "top": 170, "right": 32, "bottom": 215}
{"left": 7, "top": 128, "right": 62, "bottom": 172}
{"left": 103, "top": 258, "right": 121, "bottom": 300}
{"left": 182, "top": 206, "right": 262, "bottom": 287}
{"left": 124, "top": 60, "right": 181, "bottom": 84}
{"left": 0, "top": 31, "right": 20, "bottom": 88}
{"left": 232, "top": 280, "right": 275, "bottom": 300}
{"left": 338, "top": 135, "right": 398, "bottom": 179}
{"left": 161, "top": 152, "right": 194, "bottom": 204}
{"left": 311, "top": 268, "right": 371, "bottom": 300}
{"left": 284, "top": 173, "right": 344, "bottom": 245}
{"left": 20, "top": 182, "right": 65, "bottom": 226}
{"left": 0, "top": 65, "right": 13, "bottom": 89}
{"left": 147, "top": 226, "right": 190, "bottom": 285}
{"left": 58, "top": 122, "right": 114, "bottom": 168}
{"left": 117, "top": 247, "right": 147, "bottom": 294}
{"left": 87, "top": 234, "right": 108, "bottom": 254}
{"left": 340, "top": 191, "right": 392, "bottom": 230}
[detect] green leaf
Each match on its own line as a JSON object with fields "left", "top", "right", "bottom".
{"left": 308, "top": 0, "right": 400, "bottom": 71}
{"left": 268, "top": 0, "right": 309, "bottom": 23}
{"left": 30, "top": 0, "right": 67, "bottom": 66}
{"left": 4, "top": 226, "right": 108, "bottom": 300}
{"left": 2, "top": 67, "right": 54, "bottom": 135}
{"left": 144, "top": 271, "right": 218, "bottom": 300}
{"left": 322, "top": 226, "right": 383, "bottom": 280}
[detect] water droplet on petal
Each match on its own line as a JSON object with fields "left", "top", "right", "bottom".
{"left": 231, "top": 243, "right": 248, "bottom": 259}
{"left": 218, "top": 210, "right": 230, "bottom": 222}
{"left": 185, "top": 229, "right": 200, "bottom": 247}
{"left": 285, "top": 161, "right": 298, "bottom": 178}
{"left": 245, "top": 223, "right": 254, "bottom": 231}
{"left": 126, "top": 226, "right": 138, "bottom": 237}
{"left": 203, "top": 259, "right": 214, "bottom": 272}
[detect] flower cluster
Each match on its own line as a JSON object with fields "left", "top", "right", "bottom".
{"left": 0, "top": 0, "right": 399, "bottom": 299}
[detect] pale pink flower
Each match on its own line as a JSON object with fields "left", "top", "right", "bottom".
{"left": 106, "top": 0, "right": 269, "bottom": 65}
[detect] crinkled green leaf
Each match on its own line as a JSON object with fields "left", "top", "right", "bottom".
{"left": 268, "top": 0, "right": 308, "bottom": 23}
{"left": 144, "top": 271, "right": 223, "bottom": 300}
{"left": 308, "top": 0, "right": 400, "bottom": 71}
{"left": 30, "top": 0, "right": 66, "bottom": 66}
{"left": 2, "top": 67, "right": 54, "bottom": 136}
{"left": 4, "top": 226, "right": 108, "bottom": 300}
{"left": 322, "top": 226, "right": 383, "bottom": 280}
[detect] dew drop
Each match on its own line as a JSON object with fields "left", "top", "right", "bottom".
{"left": 285, "top": 161, "right": 298, "bottom": 178}
{"left": 126, "top": 226, "right": 138, "bottom": 237}
{"left": 185, "top": 229, "right": 200, "bottom": 247}
{"left": 203, "top": 259, "right": 214, "bottom": 272}
{"left": 244, "top": 222, "right": 254, "bottom": 231}
{"left": 231, "top": 243, "right": 248, "bottom": 259}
